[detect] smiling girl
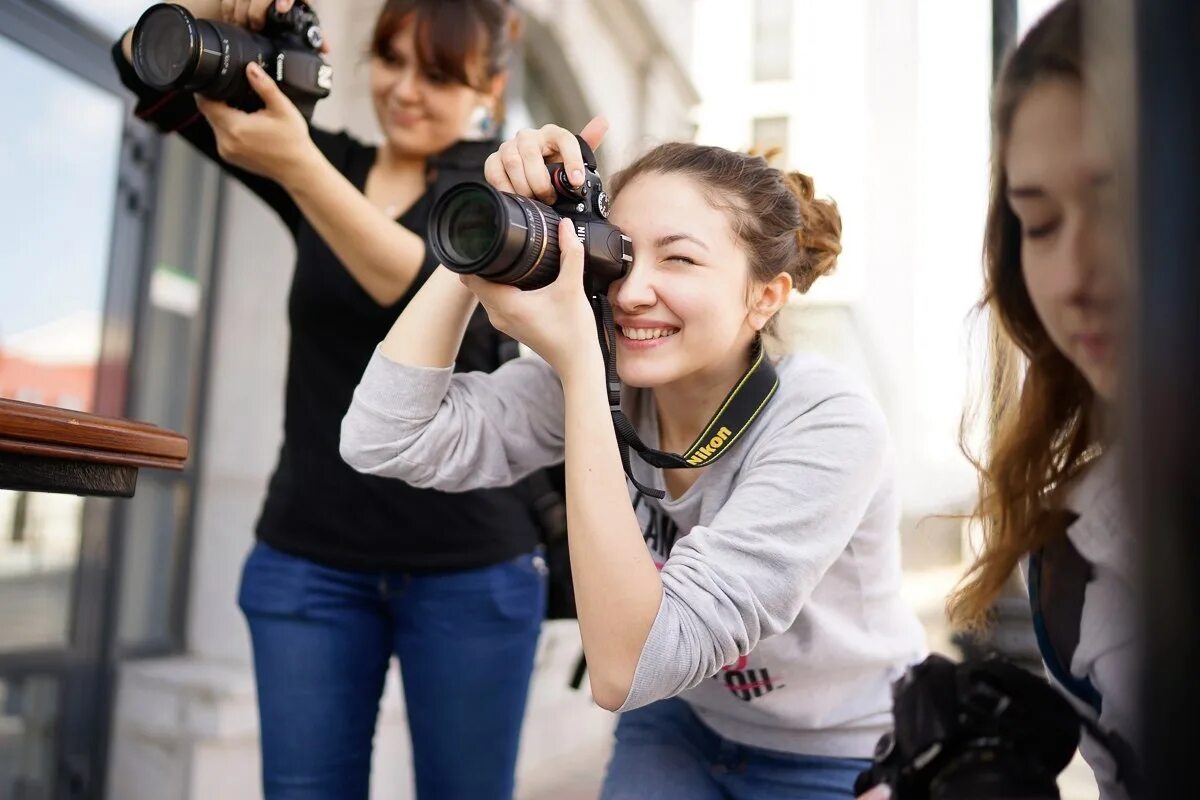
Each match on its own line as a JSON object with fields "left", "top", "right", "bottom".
{"left": 342, "top": 128, "right": 926, "bottom": 798}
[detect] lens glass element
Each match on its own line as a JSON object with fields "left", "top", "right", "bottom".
{"left": 135, "top": 6, "right": 196, "bottom": 87}
{"left": 443, "top": 188, "right": 499, "bottom": 263}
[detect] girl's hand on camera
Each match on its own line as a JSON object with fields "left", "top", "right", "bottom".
{"left": 218, "top": 0, "right": 330, "bottom": 52}
{"left": 221, "top": 0, "right": 289, "bottom": 31}
{"left": 484, "top": 117, "right": 609, "bottom": 205}
{"left": 195, "top": 61, "right": 318, "bottom": 187}
{"left": 463, "top": 218, "right": 598, "bottom": 379}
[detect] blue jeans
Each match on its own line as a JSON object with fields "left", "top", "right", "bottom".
{"left": 600, "top": 698, "right": 870, "bottom": 800}
{"left": 238, "top": 542, "right": 546, "bottom": 800}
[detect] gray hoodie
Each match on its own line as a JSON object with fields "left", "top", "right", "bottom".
{"left": 340, "top": 348, "right": 926, "bottom": 757}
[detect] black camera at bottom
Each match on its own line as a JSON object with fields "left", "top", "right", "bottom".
{"left": 855, "top": 654, "right": 1081, "bottom": 800}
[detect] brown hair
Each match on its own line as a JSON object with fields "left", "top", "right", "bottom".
{"left": 369, "top": 0, "right": 519, "bottom": 101}
{"left": 947, "top": 0, "right": 1093, "bottom": 630}
{"left": 609, "top": 142, "right": 842, "bottom": 334}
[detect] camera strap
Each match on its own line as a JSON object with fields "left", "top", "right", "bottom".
{"left": 588, "top": 292, "right": 779, "bottom": 499}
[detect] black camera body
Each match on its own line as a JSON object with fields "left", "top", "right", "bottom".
{"left": 131, "top": 1, "right": 332, "bottom": 120}
{"left": 428, "top": 139, "right": 633, "bottom": 292}
{"left": 855, "top": 655, "right": 1081, "bottom": 800}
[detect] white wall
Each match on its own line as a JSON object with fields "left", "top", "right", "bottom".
{"left": 691, "top": 0, "right": 992, "bottom": 523}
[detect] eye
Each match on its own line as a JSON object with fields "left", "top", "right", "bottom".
{"left": 1023, "top": 220, "right": 1059, "bottom": 240}
{"left": 665, "top": 254, "right": 697, "bottom": 265}
{"left": 424, "top": 68, "right": 452, "bottom": 85}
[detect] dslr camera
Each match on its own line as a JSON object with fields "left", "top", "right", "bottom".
{"left": 131, "top": 1, "right": 332, "bottom": 120}
{"left": 428, "top": 139, "right": 633, "bottom": 291}
{"left": 855, "top": 655, "right": 1082, "bottom": 800}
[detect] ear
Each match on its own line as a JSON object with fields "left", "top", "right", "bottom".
{"left": 748, "top": 271, "right": 793, "bottom": 332}
{"left": 486, "top": 70, "right": 508, "bottom": 104}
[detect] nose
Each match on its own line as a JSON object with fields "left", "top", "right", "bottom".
{"left": 1060, "top": 208, "right": 1110, "bottom": 310}
{"left": 390, "top": 65, "right": 421, "bottom": 104}
{"left": 610, "top": 255, "right": 657, "bottom": 312}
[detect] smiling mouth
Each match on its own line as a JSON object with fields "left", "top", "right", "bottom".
{"left": 619, "top": 326, "right": 679, "bottom": 342}
{"left": 389, "top": 109, "right": 426, "bottom": 124}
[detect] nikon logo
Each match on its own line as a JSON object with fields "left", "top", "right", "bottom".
{"left": 686, "top": 427, "right": 733, "bottom": 465}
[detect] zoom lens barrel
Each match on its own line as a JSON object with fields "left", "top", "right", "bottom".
{"left": 132, "top": 4, "right": 271, "bottom": 104}
{"left": 429, "top": 183, "right": 563, "bottom": 290}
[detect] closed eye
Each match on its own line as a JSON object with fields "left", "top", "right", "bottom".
{"left": 665, "top": 254, "right": 697, "bottom": 265}
{"left": 1024, "top": 220, "right": 1059, "bottom": 240}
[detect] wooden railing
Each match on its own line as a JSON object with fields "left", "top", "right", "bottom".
{"left": 0, "top": 398, "right": 188, "bottom": 497}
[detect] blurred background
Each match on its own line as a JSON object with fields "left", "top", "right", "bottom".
{"left": 0, "top": 0, "right": 1161, "bottom": 798}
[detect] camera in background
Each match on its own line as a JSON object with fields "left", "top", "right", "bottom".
{"left": 131, "top": 1, "right": 332, "bottom": 120}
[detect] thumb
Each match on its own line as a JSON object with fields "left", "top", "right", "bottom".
{"left": 578, "top": 115, "right": 609, "bottom": 153}
{"left": 557, "top": 218, "right": 585, "bottom": 284}
{"left": 245, "top": 61, "right": 290, "bottom": 112}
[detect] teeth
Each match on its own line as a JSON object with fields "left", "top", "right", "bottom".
{"left": 621, "top": 327, "right": 678, "bottom": 341}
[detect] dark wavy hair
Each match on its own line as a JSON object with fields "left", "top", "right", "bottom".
{"left": 947, "top": 0, "right": 1097, "bottom": 630}
{"left": 369, "top": 0, "right": 520, "bottom": 117}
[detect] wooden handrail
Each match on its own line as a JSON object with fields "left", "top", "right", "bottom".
{"left": 0, "top": 398, "right": 188, "bottom": 467}
{"left": 0, "top": 399, "right": 188, "bottom": 496}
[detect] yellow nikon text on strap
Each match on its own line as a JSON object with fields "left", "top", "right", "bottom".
{"left": 686, "top": 427, "right": 734, "bottom": 465}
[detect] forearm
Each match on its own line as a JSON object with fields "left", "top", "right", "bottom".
{"left": 560, "top": 352, "right": 663, "bottom": 712}
{"left": 378, "top": 265, "right": 478, "bottom": 368}
{"left": 283, "top": 155, "right": 428, "bottom": 305}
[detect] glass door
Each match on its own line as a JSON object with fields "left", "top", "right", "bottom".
{"left": 0, "top": 1, "right": 153, "bottom": 795}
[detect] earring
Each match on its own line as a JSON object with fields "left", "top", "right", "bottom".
{"left": 463, "top": 102, "right": 498, "bottom": 141}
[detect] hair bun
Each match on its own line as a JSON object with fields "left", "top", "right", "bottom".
{"left": 782, "top": 171, "right": 842, "bottom": 290}
{"left": 784, "top": 170, "right": 816, "bottom": 203}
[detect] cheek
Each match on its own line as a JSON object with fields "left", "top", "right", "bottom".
{"left": 368, "top": 63, "right": 391, "bottom": 100}
{"left": 425, "top": 87, "right": 476, "bottom": 124}
{"left": 1021, "top": 257, "right": 1066, "bottom": 343}
{"left": 673, "top": 279, "right": 742, "bottom": 336}
{"left": 1021, "top": 253, "right": 1049, "bottom": 311}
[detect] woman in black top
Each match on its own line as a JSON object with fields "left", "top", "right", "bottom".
{"left": 115, "top": 1, "right": 545, "bottom": 797}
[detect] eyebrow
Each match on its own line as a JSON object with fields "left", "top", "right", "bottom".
{"left": 655, "top": 232, "right": 708, "bottom": 250}
{"left": 1008, "top": 171, "right": 1114, "bottom": 201}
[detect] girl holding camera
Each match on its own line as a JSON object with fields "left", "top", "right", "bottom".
{"left": 341, "top": 123, "right": 927, "bottom": 797}
{"left": 941, "top": 2, "right": 1140, "bottom": 798}
{"left": 115, "top": 1, "right": 547, "bottom": 797}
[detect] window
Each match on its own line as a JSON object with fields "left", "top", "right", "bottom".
{"left": 115, "top": 136, "right": 221, "bottom": 649}
{"left": 0, "top": 32, "right": 124, "bottom": 652}
{"left": 752, "top": 116, "right": 790, "bottom": 167}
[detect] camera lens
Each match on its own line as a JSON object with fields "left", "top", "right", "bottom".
{"left": 132, "top": 3, "right": 273, "bottom": 106}
{"left": 430, "top": 183, "right": 562, "bottom": 290}
{"left": 132, "top": 4, "right": 200, "bottom": 88}
{"left": 440, "top": 188, "right": 501, "bottom": 263}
